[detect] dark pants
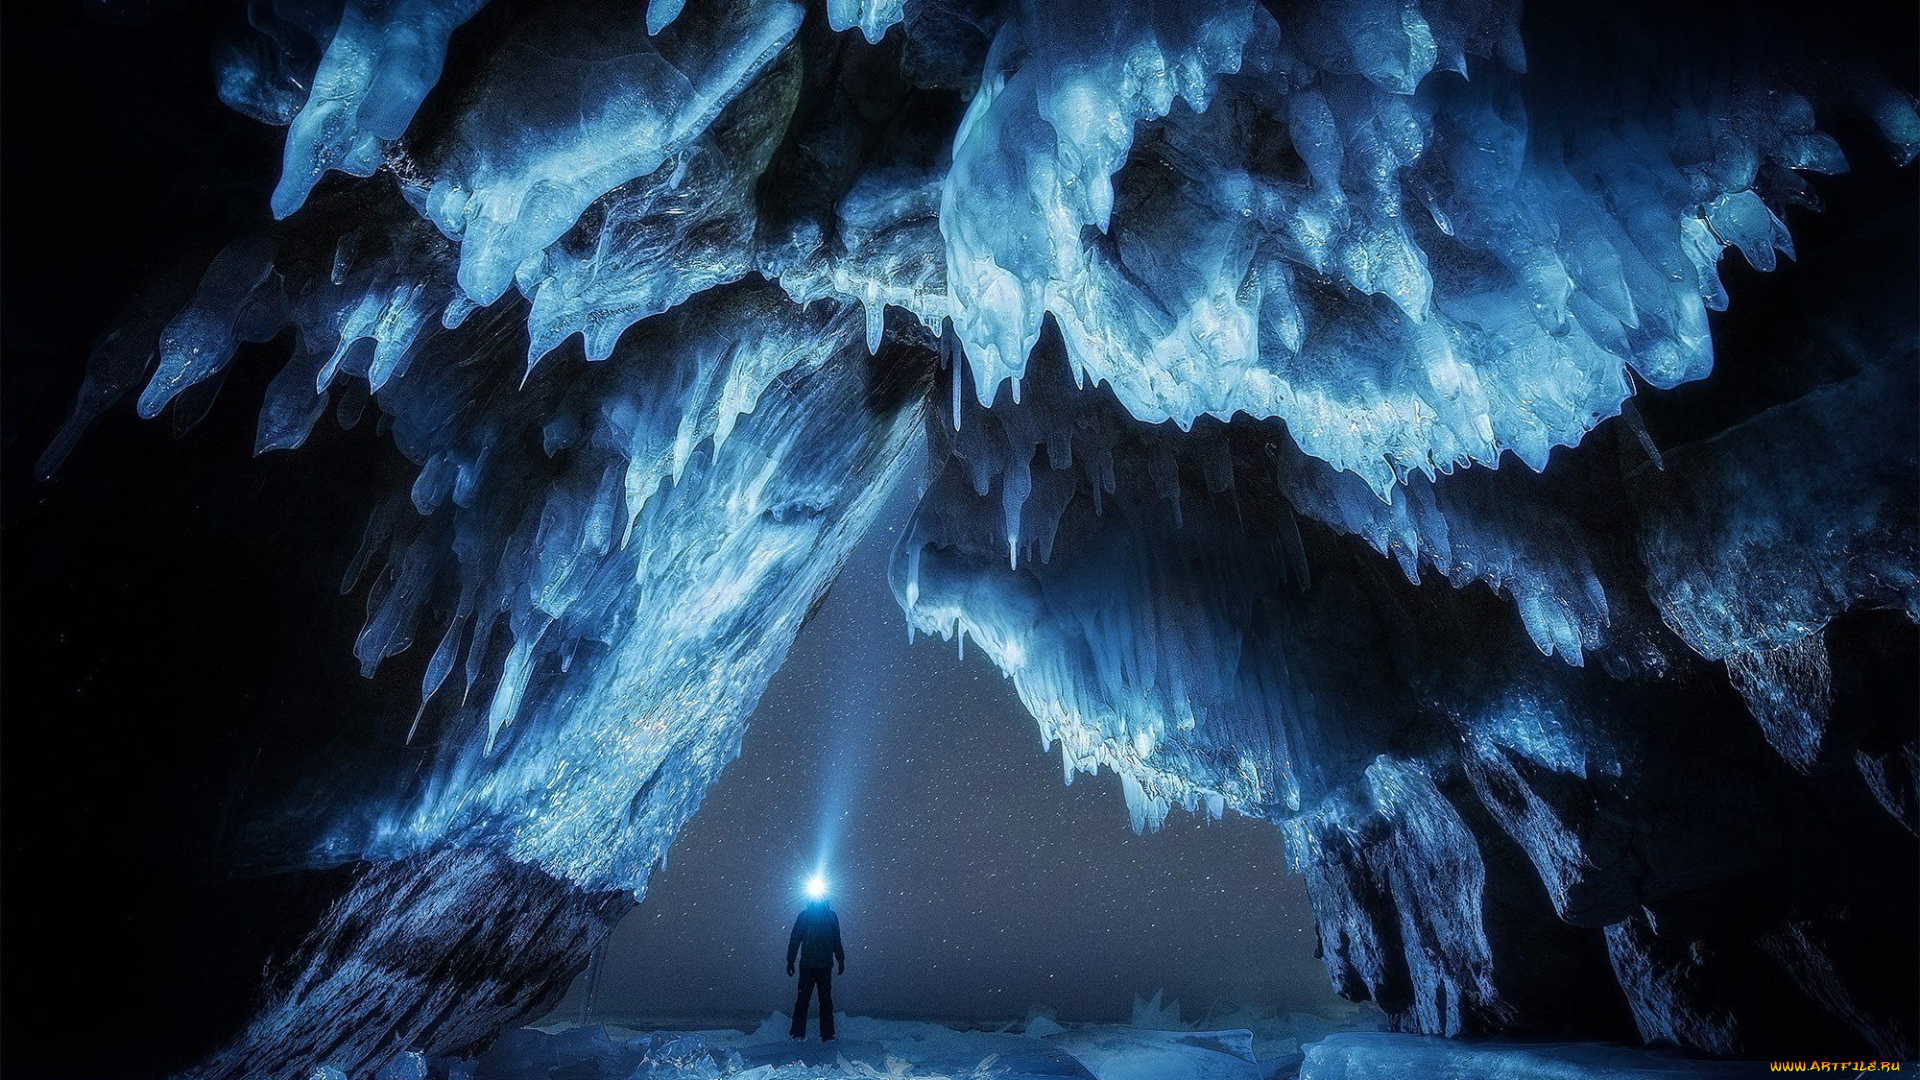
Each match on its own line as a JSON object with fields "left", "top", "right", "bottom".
{"left": 789, "top": 966, "right": 835, "bottom": 1040}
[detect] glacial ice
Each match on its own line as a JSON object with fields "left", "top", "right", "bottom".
{"left": 458, "top": 1006, "right": 1374, "bottom": 1080}
{"left": 347, "top": 285, "right": 930, "bottom": 892}
{"left": 183, "top": 0, "right": 1920, "bottom": 498}
{"left": 934, "top": 0, "right": 1916, "bottom": 495}
{"left": 1298, "top": 1032, "right": 1768, "bottom": 1079}
{"left": 895, "top": 227, "right": 1916, "bottom": 1043}
{"left": 410, "top": 0, "right": 803, "bottom": 306}
{"left": 375, "top": 1012, "right": 1791, "bottom": 1080}
{"left": 826, "top": 0, "right": 906, "bottom": 44}
{"left": 43, "top": 0, "right": 1920, "bottom": 1070}
{"left": 271, "top": 0, "right": 488, "bottom": 219}
{"left": 516, "top": 50, "right": 797, "bottom": 365}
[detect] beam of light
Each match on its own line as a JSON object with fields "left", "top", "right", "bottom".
{"left": 805, "top": 872, "right": 829, "bottom": 900}
{"left": 809, "top": 480, "right": 923, "bottom": 889}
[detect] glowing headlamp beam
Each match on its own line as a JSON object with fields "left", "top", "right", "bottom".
{"left": 805, "top": 872, "right": 828, "bottom": 900}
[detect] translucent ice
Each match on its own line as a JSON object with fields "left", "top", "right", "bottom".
{"left": 413, "top": 0, "right": 802, "bottom": 305}
{"left": 270, "top": 0, "right": 487, "bottom": 218}
{"left": 826, "top": 0, "right": 906, "bottom": 44}
{"left": 347, "top": 288, "right": 930, "bottom": 891}
{"left": 938, "top": 1, "right": 1911, "bottom": 494}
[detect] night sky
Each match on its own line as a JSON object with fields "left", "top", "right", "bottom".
{"left": 556, "top": 477, "right": 1339, "bottom": 1025}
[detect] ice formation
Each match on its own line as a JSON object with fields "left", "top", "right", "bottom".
{"left": 40, "top": 0, "right": 1919, "bottom": 1074}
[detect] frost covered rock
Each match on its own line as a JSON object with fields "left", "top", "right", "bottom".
{"left": 191, "top": 849, "right": 632, "bottom": 1080}
{"left": 1633, "top": 357, "right": 1919, "bottom": 772}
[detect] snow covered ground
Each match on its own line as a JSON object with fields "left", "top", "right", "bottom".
{"left": 383, "top": 999, "right": 1821, "bottom": 1080}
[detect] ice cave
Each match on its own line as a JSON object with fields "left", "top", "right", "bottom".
{"left": 1, "top": 0, "right": 1915, "bottom": 1077}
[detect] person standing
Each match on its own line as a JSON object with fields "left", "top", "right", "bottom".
{"left": 786, "top": 889, "right": 845, "bottom": 1041}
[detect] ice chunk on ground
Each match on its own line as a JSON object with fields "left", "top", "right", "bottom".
{"left": 1045, "top": 1027, "right": 1261, "bottom": 1080}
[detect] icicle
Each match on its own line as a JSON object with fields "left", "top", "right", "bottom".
{"left": 864, "top": 292, "right": 884, "bottom": 354}
{"left": 422, "top": 611, "right": 469, "bottom": 705}
{"left": 952, "top": 342, "right": 964, "bottom": 431}
{"left": 1620, "top": 398, "right": 1665, "bottom": 470}
{"left": 646, "top": 0, "right": 686, "bottom": 34}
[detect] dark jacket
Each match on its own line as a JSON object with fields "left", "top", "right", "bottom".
{"left": 787, "top": 902, "right": 845, "bottom": 970}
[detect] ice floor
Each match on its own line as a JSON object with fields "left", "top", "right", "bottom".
{"left": 461, "top": 1007, "right": 1352, "bottom": 1080}
{"left": 404, "top": 1002, "right": 1816, "bottom": 1080}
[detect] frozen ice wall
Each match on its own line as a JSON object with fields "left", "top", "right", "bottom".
{"left": 40, "top": 0, "right": 1918, "bottom": 1073}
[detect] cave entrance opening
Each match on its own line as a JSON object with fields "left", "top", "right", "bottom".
{"left": 542, "top": 474, "right": 1344, "bottom": 1029}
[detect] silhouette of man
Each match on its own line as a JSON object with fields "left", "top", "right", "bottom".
{"left": 786, "top": 895, "right": 845, "bottom": 1040}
